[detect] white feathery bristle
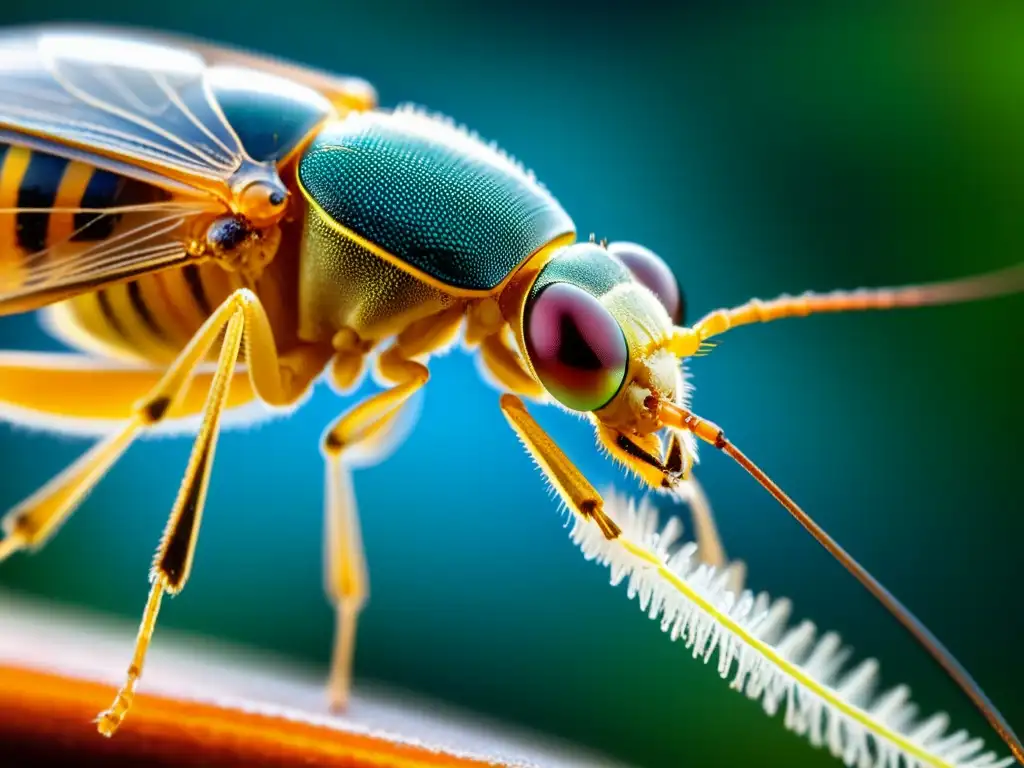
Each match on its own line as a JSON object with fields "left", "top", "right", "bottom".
{"left": 569, "top": 487, "right": 1015, "bottom": 768}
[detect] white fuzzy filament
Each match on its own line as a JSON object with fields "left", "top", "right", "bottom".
{"left": 571, "top": 488, "right": 1013, "bottom": 768}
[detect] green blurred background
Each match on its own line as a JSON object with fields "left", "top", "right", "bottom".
{"left": 1, "top": 2, "right": 1022, "bottom": 766}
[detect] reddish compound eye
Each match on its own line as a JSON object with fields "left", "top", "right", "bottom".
{"left": 608, "top": 241, "right": 684, "bottom": 323}
{"left": 524, "top": 282, "right": 628, "bottom": 412}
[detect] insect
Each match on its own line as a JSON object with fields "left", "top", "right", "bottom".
{"left": 0, "top": 23, "right": 1019, "bottom": 760}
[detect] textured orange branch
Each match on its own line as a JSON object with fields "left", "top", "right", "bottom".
{"left": 0, "top": 664, "right": 493, "bottom": 767}
{"left": 0, "top": 590, "right": 623, "bottom": 768}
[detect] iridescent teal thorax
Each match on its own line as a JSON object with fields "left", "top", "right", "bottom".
{"left": 297, "top": 107, "right": 575, "bottom": 292}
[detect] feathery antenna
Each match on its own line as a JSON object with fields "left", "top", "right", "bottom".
{"left": 574, "top": 487, "right": 1016, "bottom": 768}
{"left": 657, "top": 400, "right": 1023, "bottom": 765}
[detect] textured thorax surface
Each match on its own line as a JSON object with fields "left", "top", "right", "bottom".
{"left": 294, "top": 106, "right": 575, "bottom": 343}
{"left": 296, "top": 205, "right": 454, "bottom": 343}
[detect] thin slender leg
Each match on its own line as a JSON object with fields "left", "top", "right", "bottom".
{"left": 677, "top": 475, "right": 725, "bottom": 567}
{"left": 660, "top": 432, "right": 737, "bottom": 579}
{"left": 0, "top": 428, "right": 138, "bottom": 563}
{"left": 320, "top": 360, "right": 428, "bottom": 710}
{"left": 473, "top": 323, "right": 744, "bottom": 592}
{"left": 500, "top": 393, "right": 743, "bottom": 591}
{"left": 479, "top": 330, "right": 544, "bottom": 398}
{"left": 323, "top": 453, "right": 366, "bottom": 712}
{"left": 592, "top": 422, "right": 741, "bottom": 578}
{"left": 318, "top": 307, "right": 459, "bottom": 711}
{"left": 95, "top": 308, "right": 246, "bottom": 736}
{"left": 676, "top": 475, "right": 745, "bottom": 593}
{"left": 0, "top": 281, "right": 328, "bottom": 566}
{"left": 0, "top": 361, "right": 254, "bottom": 564}
{"left": 90, "top": 289, "right": 323, "bottom": 736}
{"left": 500, "top": 394, "right": 620, "bottom": 539}
{"left": 493, "top": 359, "right": 742, "bottom": 597}
{"left": 0, "top": 352, "right": 256, "bottom": 424}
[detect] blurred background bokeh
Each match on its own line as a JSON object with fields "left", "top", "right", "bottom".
{"left": 0, "top": 2, "right": 1022, "bottom": 766}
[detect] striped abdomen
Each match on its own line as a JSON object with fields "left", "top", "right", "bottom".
{"left": 0, "top": 142, "right": 298, "bottom": 364}
{"left": 0, "top": 142, "right": 166, "bottom": 294}
{"left": 46, "top": 246, "right": 300, "bottom": 366}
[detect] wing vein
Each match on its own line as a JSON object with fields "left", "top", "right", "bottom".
{"left": 155, "top": 72, "right": 239, "bottom": 162}
{"left": 46, "top": 61, "right": 235, "bottom": 173}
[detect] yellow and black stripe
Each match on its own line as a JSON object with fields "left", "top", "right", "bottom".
{"left": 50, "top": 260, "right": 272, "bottom": 364}
{"left": 0, "top": 143, "right": 31, "bottom": 286}
{"left": 0, "top": 141, "right": 216, "bottom": 363}
{"left": 0, "top": 142, "right": 132, "bottom": 284}
{"left": 51, "top": 252, "right": 301, "bottom": 366}
{"left": 3, "top": 142, "right": 299, "bottom": 365}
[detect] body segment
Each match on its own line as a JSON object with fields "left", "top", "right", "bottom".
{"left": 0, "top": 142, "right": 172, "bottom": 299}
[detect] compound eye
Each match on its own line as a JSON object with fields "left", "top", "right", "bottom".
{"left": 608, "top": 241, "right": 684, "bottom": 324}
{"left": 525, "top": 282, "right": 628, "bottom": 412}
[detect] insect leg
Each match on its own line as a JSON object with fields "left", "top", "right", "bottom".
{"left": 676, "top": 474, "right": 746, "bottom": 593}
{"left": 320, "top": 337, "right": 437, "bottom": 710}
{"left": 93, "top": 289, "right": 325, "bottom": 736}
{"left": 500, "top": 394, "right": 620, "bottom": 539}
{"left": 658, "top": 432, "right": 731, "bottom": 569}
{"left": 479, "top": 329, "right": 545, "bottom": 398}
{"left": 0, "top": 357, "right": 257, "bottom": 564}
{"left": 0, "top": 351, "right": 256, "bottom": 426}
{"left": 595, "top": 424, "right": 745, "bottom": 589}
{"left": 321, "top": 445, "right": 368, "bottom": 713}
{"left": 321, "top": 376, "right": 425, "bottom": 711}
{"left": 95, "top": 308, "right": 246, "bottom": 737}
{"left": 329, "top": 328, "right": 373, "bottom": 393}
{"left": 477, "top": 326, "right": 743, "bottom": 583}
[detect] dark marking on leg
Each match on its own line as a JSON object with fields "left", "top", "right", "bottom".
{"left": 158, "top": 439, "right": 211, "bottom": 590}
{"left": 580, "top": 499, "right": 621, "bottom": 540}
{"left": 323, "top": 432, "right": 344, "bottom": 454}
{"left": 143, "top": 396, "right": 171, "bottom": 424}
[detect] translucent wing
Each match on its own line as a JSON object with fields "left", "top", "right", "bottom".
{"left": 0, "top": 195, "right": 217, "bottom": 315}
{"left": 0, "top": 28, "right": 250, "bottom": 192}
{"left": 0, "top": 27, "right": 327, "bottom": 314}
{"left": 0, "top": 28, "right": 250, "bottom": 313}
{"left": 167, "top": 32, "right": 377, "bottom": 113}
{"left": 0, "top": 26, "right": 368, "bottom": 314}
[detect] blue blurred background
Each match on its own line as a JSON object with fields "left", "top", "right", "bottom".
{"left": 1, "top": 2, "right": 1022, "bottom": 767}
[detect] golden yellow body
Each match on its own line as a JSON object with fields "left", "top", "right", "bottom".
{"left": 0, "top": 25, "right": 1021, "bottom": 764}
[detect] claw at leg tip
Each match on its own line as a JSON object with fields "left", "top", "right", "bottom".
{"left": 328, "top": 693, "right": 350, "bottom": 715}
{"left": 95, "top": 711, "right": 120, "bottom": 738}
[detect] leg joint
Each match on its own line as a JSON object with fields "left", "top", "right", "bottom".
{"left": 140, "top": 395, "right": 171, "bottom": 425}
{"left": 229, "top": 287, "right": 259, "bottom": 309}
{"left": 376, "top": 346, "right": 430, "bottom": 386}
{"left": 322, "top": 431, "right": 345, "bottom": 457}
